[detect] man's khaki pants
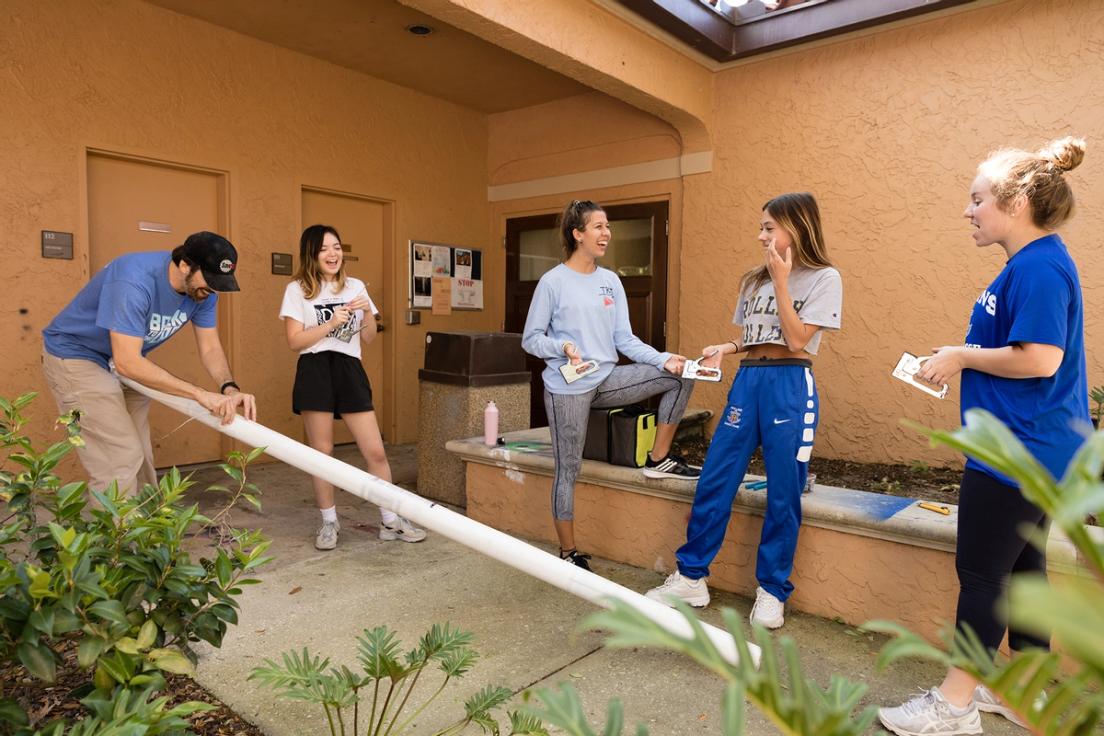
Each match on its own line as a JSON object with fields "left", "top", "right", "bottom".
{"left": 41, "top": 350, "right": 157, "bottom": 495}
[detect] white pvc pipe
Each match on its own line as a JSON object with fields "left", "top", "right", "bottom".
{"left": 122, "top": 378, "right": 758, "bottom": 667}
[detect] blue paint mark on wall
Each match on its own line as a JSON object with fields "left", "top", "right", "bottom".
{"left": 852, "top": 494, "right": 915, "bottom": 521}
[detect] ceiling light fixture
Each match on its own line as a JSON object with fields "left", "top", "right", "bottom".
{"left": 406, "top": 24, "right": 433, "bottom": 36}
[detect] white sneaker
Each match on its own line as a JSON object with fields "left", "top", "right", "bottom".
{"left": 749, "top": 586, "right": 784, "bottom": 629}
{"left": 974, "top": 684, "right": 1029, "bottom": 728}
{"left": 879, "top": 688, "right": 982, "bottom": 736}
{"left": 645, "top": 572, "right": 710, "bottom": 607}
{"left": 379, "top": 517, "right": 427, "bottom": 543}
{"left": 315, "top": 520, "right": 339, "bottom": 550}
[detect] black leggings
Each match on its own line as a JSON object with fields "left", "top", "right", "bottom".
{"left": 955, "top": 468, "right": 1050, "bottom": 653}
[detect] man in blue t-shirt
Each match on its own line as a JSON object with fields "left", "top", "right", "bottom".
{"left": 42, "top": 231, "right": 257, "bottom": 495}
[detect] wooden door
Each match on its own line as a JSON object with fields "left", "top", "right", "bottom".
{"left": 504, "top": 201, "right": 670, "bottom": 427}
{"left": 87, "top": 151, "right": 229, "bottom": 468}
{"left": 301, "top": 189, "right": 388, "bottom": 442}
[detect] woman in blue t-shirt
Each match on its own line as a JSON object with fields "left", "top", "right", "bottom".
{"left": 879, "top": 138, "right": 1090, "bottom": 736}
{"left": 521, "top": 199, "right": 699, "bottom": 572}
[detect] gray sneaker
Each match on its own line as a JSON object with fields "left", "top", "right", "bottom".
{"left": 315, "top": 520, "right": 339, "bottom": 550}
{"left": 380, "top": 517, "right": 427, "bottom": 543}
{"left": 645, "top": 572, "right": 710, "bottom": 607}
{"left": 974, "top": 684, "right": 1031, "bottom": 729}
{"left": 879, "top": 688, "right": 982, "bottom": 736}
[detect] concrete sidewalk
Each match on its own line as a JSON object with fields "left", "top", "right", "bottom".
{"left": 182, "top": 445, "right": 1018, "bottom": 735}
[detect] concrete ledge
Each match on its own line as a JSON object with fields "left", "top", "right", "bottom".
{"left": 447, "top": 428, "right": 1098, "bottom": 641}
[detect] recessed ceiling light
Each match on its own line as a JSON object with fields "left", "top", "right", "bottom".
{"left": 406, "top": 24, "right": 433, "bottom": 36}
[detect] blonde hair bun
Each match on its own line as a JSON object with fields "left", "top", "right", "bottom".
{"left": 1038, "top": 136, "right": 1086, "bottom": 173}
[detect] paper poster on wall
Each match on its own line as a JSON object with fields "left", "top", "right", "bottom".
{"left": 409, "top": 240, "right": 483, "bottom": 310}
{"left": 431, "top": 276, "right": 452, "bottom": 315}
{"left": 451, "top": 278, "right": 482, "bottom": 309}
{"left": 454, "top": 248, "right": 473, "bottom": 279}
{"left": 431, "top": 246, "right": 452, "bottom": 276}
{"left": 412, "top": 243, "right": 434, "bottom": 308}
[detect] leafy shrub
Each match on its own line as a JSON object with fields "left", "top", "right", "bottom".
{"left": 0, "top": 392, "right": 272, "bottom": 732}
{"left": 249, "top": 623, "right": 548, "bottom": 736}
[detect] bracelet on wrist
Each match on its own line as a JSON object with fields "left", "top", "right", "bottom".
{"left": 219, "top": 381, "right": 240, "bottom": 395}
{"left": 728, "top": 340, "right": 739, "bottom": 351}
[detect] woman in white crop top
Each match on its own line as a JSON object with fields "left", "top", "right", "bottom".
{"left": 646, "top": 192, "right": 842, "bottom": 629}
{"left": 279, "top": 224, "right": 426, "bottom": 551}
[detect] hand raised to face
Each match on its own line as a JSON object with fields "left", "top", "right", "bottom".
{"left": 764, "top": 239, "right": 793, "bottom": 283}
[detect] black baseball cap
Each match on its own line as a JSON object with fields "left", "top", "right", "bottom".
{"left": 181, "top": 231, "right": 240, "bottom": 292}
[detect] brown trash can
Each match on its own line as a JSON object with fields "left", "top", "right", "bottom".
{"left": 416, "top": 332, "right": 530, "bottom": 506}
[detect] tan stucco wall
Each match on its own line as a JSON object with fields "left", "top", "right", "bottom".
{"left": 682, "top": 0, "right": 1104, "bottom": 465}
{"left": 488, "top": 92, "right": 682, "bottom": 186}
{"left": 465, "top": 461, "right": 962, "bottom": 640}
{"left": 1, "top": 0, "right": 495, "bottom": 456}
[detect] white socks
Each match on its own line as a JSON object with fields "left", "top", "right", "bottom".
{"left": 322, "top": 506, "right": 400, "bottom": 526}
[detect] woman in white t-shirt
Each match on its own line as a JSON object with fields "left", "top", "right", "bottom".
{"left": 280, "top": 224, "right": 426, "bottom": 550}
{"left": 647, "top": 192, "right": 842, "bottom": 630}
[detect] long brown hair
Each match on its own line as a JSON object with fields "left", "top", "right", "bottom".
{"left": 739, "top": 192, "right": 832, "bottom": 295}
{"left": 294, "top": 224, "right": 347, "bottom": 299}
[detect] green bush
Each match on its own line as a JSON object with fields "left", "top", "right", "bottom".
{"left": 249, "top": 623, "right": 549, "bottom": 736}
{"left": 0, "top": 392, "right": 272, "bottom": 733}
{"left": 1090, "top": 386, "right": 1104, "bottom": 426}
{"left": 525, "top": 410, "right": 1104, "bottom": 735}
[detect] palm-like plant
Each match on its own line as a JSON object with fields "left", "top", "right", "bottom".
{"left": 249, "top": 623, "right": 548, "bottom": 736}
{"left": 526, "top": 601, "right": 878, "bottom": 736}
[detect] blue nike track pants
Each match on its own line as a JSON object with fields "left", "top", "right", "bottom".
{"left": 676, "top": 359, "right": 818, "bottom": 601}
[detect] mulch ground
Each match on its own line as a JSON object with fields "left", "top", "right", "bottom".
{"left": 675, "top": 436, "right": 965, "bottom": 504}
{"left": 1, "top": 641, "right": 264, "bottom": 736}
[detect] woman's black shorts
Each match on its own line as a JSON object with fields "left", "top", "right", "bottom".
{"left": 292, "top": 351, "right": 374, "bottom": 417}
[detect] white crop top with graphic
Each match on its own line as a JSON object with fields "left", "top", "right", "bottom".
{"left": 279, "top": 277, "right": 378, "bottom": 359}
{"left": 733, "top": 266, "right": 842, "bottom": 355}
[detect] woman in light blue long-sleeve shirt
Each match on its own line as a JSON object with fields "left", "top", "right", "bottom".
{"left": 521, "top": 199, "right": 698, "bottom": 571}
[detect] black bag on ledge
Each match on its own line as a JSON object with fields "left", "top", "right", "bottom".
{"left": 583, "top": 406, "right": 657, "bottom": 468}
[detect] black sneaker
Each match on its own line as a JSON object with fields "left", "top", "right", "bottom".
{"left": 559, "top": 548, "right": 592, "bottom": 571}
{"left": 642, "top": 453, "right": 701, "bottom": 480}
{"left": 669, "top": 453, "right": 702, "bottom": 471}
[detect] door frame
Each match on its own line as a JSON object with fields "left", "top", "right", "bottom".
{"left": 504, "top": 199, "right": 671, "bottom": 427}
{"left": 299, "top": 184, "right": 397, "bottom": 442}
{"left": 81, "top": 147, "right": 235, "bottom": 460}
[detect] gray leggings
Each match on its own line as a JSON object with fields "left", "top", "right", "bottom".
{"left": 544, "top": 363, "right": 694, "bottom": 520}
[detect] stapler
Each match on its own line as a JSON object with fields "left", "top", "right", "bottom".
{"left": 682, "top": 358, "right": 722, "bottom": 382}
{"left": 560, "top": 360, "right": 599, "bottom": 384}
{"left": 891, "top": 352, "right": 948, "bottom": 400}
